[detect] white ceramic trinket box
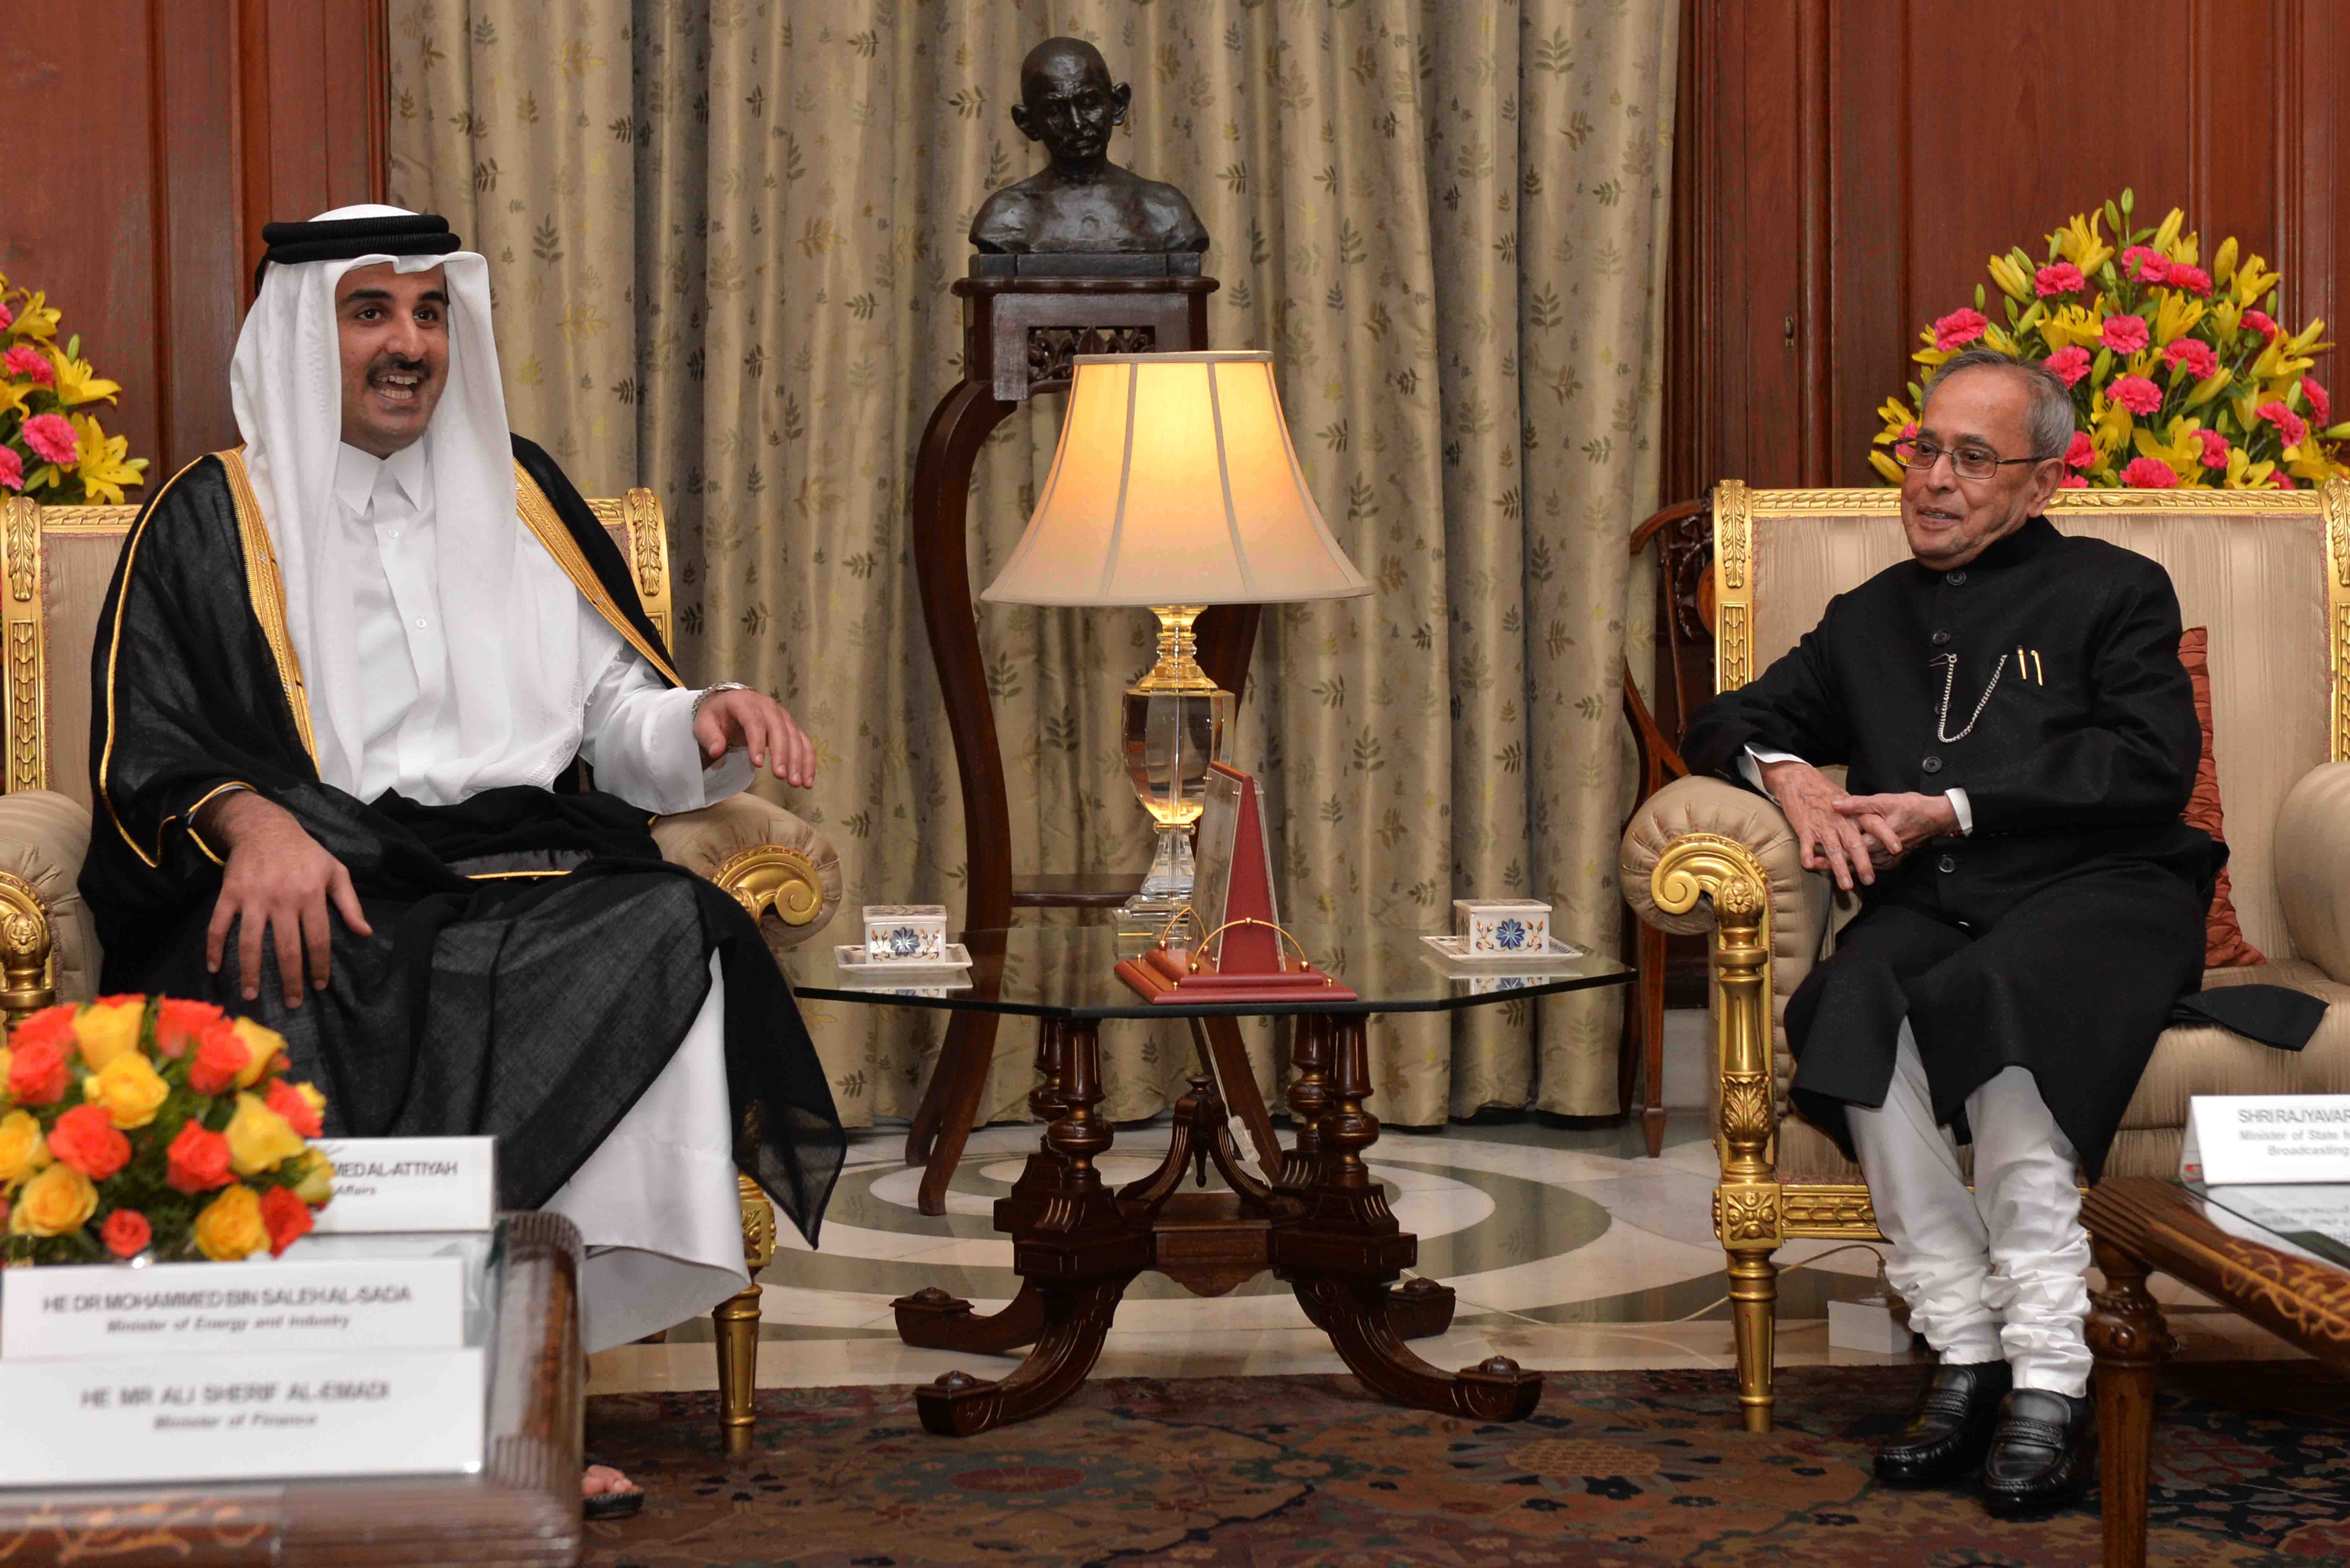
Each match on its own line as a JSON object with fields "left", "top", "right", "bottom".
{"left": 863, "top": 904, "right": 950, "bottom": 962}
{"left": 1452, "top": 899, "right": 1551, "bottom": 957}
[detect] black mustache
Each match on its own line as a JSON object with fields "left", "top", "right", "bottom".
{"left": 368, "top": 358, "right": 431, "bottom": 379}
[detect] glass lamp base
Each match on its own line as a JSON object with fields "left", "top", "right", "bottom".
{"left": 1120, "top": 826, "right": 1197, "bottom": 946}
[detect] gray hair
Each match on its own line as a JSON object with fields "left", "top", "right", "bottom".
{"left": 1926, "top": 346, "right": 2076, "bottom": 461}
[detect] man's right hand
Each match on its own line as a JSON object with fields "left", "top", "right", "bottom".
{"left": 1758, "top": 758, "right": 1900, "bottom": 893}
{"left": 199, "top": 791, "right": 373, "bottom": 1007}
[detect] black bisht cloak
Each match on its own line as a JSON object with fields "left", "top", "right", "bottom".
{"left": 81, "top": 436, "right": 844, "bottom": 1237}
{"left": 1684, "top": 516, "right": 2315, "bottom": 1177}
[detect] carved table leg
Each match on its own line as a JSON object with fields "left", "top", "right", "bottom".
{"left": 1278, "top": 1015, "right": 1333, "bottom": 1189}
{"left": 2089, "top": 1236, "right": 2168, "bottom": 1568}
{"left": 1272, "top": 1016, "right": 1542, "bottom": 1420}
{"left": 892, "top": 1022, "right": 1070, "bottom": 1353}
{"left": 715, "top": 1175, "right": 778, "bottom": 1454}
{"left": 913, "top": 1020, "right": 1150, "bottom": 1435}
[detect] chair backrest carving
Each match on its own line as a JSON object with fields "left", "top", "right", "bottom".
{"left": 1711, "top": 479, "right": 2350, "bottom": 963}
{"left": 0, "top": 485, "right": 673, "bottom": 811}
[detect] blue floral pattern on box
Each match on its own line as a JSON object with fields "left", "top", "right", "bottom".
{"left": 1494, "top": 918, "right": 1529, "bottom": 950}
{"left": 886, "top": 927, "right": 923, "bottom": 957}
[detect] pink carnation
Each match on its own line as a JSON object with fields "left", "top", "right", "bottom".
{"left": 0, "top": 303, "right": 14, "bottom": 332}
{"left": 2306, "top": 376, "right": 2332, "bottom": 427}
{"left": 2043, "top": 346, "right": 2093, "bottom": 387}
{"left": 2121, "top": 245, "right": 2170, "bottom": 284}
{"left": 2034, "top": 262, "right": 2087, "bottom": 297}
{"left": 18, "top": 413, "right": 76, "bottom": 466}
{"left": 2064, "top": 431, "right": 2095, "bottom": 471}
{"left": 2164, "top": 264, "right": 2213, "bottom": 297}
{"left": 2110, "top": 374, "right": 2163, "bottom": 416}
{"left": 2101, "top": 315, "right": 2151, "bottom": 354}
{"left": 2277, "top": 471, "right": 2299, "bottom": 490}
{"left": 2121, "top": 456, "right": 2179, "bottom": 488}
{"left": 2244, "top": 309, "right": 2278, "bottom": 342}
{"left": 0, "top": 448, "right": 19, "bottom": 493}
{"left": 1932, "top": 308, "right": 1988, "bottom": 351}
{"left": 2059, "top": 474, "right": 2089, "bottom": 488}
{"left": 2162, "top": 338, "right": 2218, "bottom": 380}
{"left": 2193, "top": 429, "right": 2230, "bottom": 470}
{"left": 2257, "top": 400, "right": 2310, "bottom": 449}
{"left": 1, "top": 346, "right": 53, "bottom": 387}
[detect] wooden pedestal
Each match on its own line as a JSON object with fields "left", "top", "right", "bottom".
{"left": 890, "top": 1013, "right": 1542, "bottom": 1437}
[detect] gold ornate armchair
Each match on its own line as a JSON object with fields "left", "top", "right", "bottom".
{"left": 1620, "top": 480, "right": 2350, "bottom": 1431}
{"left": 0, "top": 484, "right": 841, "bottom": 1452}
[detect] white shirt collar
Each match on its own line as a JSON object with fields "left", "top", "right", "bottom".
{"left": 331, "top": 440, "right": 430, "bottom": 518}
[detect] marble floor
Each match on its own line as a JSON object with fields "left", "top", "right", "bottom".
{"left": 591, "top": 1012, "right": 2300, "bottom": 1396}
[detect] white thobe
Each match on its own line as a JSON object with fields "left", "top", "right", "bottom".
{"left": 330, "top": 442, "right": 757, "bottom": 1352}
{"left": 1741, "top": 745, "right": 2089, "bottom": 1395}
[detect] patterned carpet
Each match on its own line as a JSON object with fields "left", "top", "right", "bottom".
{"left": 583, "top": 1362, "right": 2350, "bottom": 1566}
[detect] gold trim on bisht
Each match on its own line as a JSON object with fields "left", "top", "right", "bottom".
{"left": 2324, "top": 476, "right": 2350, "bottom": 764}
{"left": 515, "top": 464, "right": 684, "bottom": 687}
{"left": 2, "top": 494, "right": 48, "bottom": 794}
{"left": 97, "top": 454, "right": 223, "bottom": 868}
{"left": 216, "top": 449, "right": 320, "bottom": 764}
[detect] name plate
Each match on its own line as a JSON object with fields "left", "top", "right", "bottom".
{"left": 1, "top": 1255, "right": 466, "bottom": 1360}
{"left": 0, "top": 1349, "right": 484, "bottom": 1485}
{"left": 312, "top": 1136, "right": 497, "bottom": 1232}
{"left": 2181, "top": 1095, "right": 2350, "bottom": 1184}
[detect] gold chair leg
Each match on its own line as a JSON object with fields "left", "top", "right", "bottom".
{"left": 1727, "top": 1248, "right": 1778, "bottom": 1433}
{"left": 716, "top": 1174, "right": 778, "bottom": 1454}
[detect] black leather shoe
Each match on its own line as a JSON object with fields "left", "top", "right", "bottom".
{"left": 1873, "top": 1360, "right": 2012, "bottom": 1485}
{"left": 1981, "top": 1388, "right": 2095, "bottom": 1515}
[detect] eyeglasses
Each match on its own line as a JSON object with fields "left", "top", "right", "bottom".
{"left": 1896, "top": 439, "right": 2045, "bottom": 483}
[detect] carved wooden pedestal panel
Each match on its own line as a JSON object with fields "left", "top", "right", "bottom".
{"left": 890, "top": 1013, "right": 1539, "bottom": 1437}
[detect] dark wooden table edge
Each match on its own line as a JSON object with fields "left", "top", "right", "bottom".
{"left": 795, "top": 966, "right": 1634, "bottom": 1020}
{"left": 2082, "top": 1177, "right": 2350, "bottom": 1568}
{"left": 0, "top": 1211, "right": 583, "bottom": 1567}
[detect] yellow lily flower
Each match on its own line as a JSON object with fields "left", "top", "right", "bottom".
{"left": 1867, "top": 449, "right": 1906, "bottom": 484}
{"left": 2211, "top": 299, "right": 2243, "bottom": 340}
{"left": 2235, "top": 254, "right": 2282, "bottom": 305}
{"left": 2185, "top": 368, "right": 2232, "bottom": 408}
{"left": 2040, "top": 304, "right": 2106, "bottom": 352}
{"left": 1983, "top": 325, "right": 2020, "bottom": 356}
{"left": 1876, "top": 396, "right": 1917, "bottom": 431}
{"left": 2212, "top": 236, "right": 2238, "bottom": 288}
{"left": 2091, "top": 389, "right": 2134, "bottom": 450}
{"left": 47, "top": 347, "right": 121, "bottom": 408}
{"left": 2054, "top": 210, "right": 2114, "bottom": 280}
{"left": 2150, "top": 207, "right": 2185, "bottom": 258}
{"left": 8, "top": 292, "right": 60, "bottom": 342}
{"left": 0, "top": 380, "right": 31, "bottom": 422}
{"left": 68, "top": 415, "right": 145, "bottom": 506}
{"left": 1986, "top": 254, "right": 2033, "bottom": 302}
{"left": 2151, "top": 290, "right": 2204, "bottom": 346}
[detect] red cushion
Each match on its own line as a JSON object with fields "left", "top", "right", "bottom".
{"left": 2178, "top": 627, "right": 2262, "bottom": 967}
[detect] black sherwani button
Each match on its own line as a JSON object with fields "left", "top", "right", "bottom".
{"left": 1922, "top": 755, "right": 1943, "bottom": 774}
{"left": 1937, "top": 853, "right": 1957, "bottom": 873}
{"left": 1946, "top": 569, "right": 1968, "bottom": 585}
{"left": 1931, "top": 630, "right": 1951, "bottom": 646}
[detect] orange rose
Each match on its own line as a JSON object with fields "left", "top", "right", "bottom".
{"left": 165, "top": 1119, "right": 233, "bottom": 1194}
{"left": 71, "top": 996, "right": 147, "bottom": 1070}
{"left": 8, "top": 1005, "right": 77, "bottom": 1053}
{"left": 187, "top": 1026, "right": 251, "bottom": 1096}
{"left": 153, "top": 998, "right": 227, "bottom": 1059}
{"left": 193, "top": 1184, "right": 266, "bottom": 1261}
{"left": 263, "top": 1078, "right": 325, "bottom": 1139}
{"left": 5, "top": 1037, "right": 69, "bottom": 1106}
{"left": 260, "top": 1186, "right": 314, "bottom": 1255}
{"left": 100, "top": 1207, "right": 152, "bottom": 1258}
{"left": 47, "top": 1104, "right": 130, "bottom": 1181}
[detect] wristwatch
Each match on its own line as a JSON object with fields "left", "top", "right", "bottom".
{"left": 693, "top": 681, "right": 753, "bottom": 718}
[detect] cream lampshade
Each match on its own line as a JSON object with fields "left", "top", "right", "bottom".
{"left": 982, "top": 350, "right": 1371, "bottom": 918}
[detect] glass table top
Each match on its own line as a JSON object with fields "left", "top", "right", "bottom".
{"left": 2180, "top": 1181, "right": 2350, "bottom": 1275}
{"left": 779, "top": 922, "right": 1630, "bottom": 1020}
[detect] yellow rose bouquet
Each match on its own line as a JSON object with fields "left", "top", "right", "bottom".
{"left": 0, "top": 997, "right": 334, "bottom": 1265}
{"left": 1874, "top": 189, "right": 2350, "bottom": 491}
{"left": 0, "top": 272, "right": 147, "bottom": 505}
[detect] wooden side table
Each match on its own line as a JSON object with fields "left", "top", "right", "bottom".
{"left": 0, "top": 1212, "right": 583, "bottom": 1567}
{"left": 2083, "top": 1178, "right": 2350, "bottom": 1568}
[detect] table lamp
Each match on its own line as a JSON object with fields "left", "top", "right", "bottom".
{"left": 982, "top": 350, "right": 1372, "bottom": 924}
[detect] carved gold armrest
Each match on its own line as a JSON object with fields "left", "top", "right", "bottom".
{"left": 653, "top": 794, "right": 843, "bottom": 949}
{"left": 0, "top": 869, "right": 52, "bottom": 1023}
{"left": 709, "top": 843, "right": 825, "bottom": 930}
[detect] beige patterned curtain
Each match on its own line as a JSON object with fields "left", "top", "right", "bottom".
{"left": 389, "top": 0, "right": 1677, "bottom": 1129}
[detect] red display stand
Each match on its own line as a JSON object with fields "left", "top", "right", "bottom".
{"left": 1116, "top": 765, "right": 1354, "bottom": 1003}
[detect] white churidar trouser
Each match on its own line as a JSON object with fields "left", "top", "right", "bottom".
{"left": 543, "top": 954, "right": 749, "bottom": 1353}
{"left": 1845, "top": 1019, "right": 2092, "bottom": 1397}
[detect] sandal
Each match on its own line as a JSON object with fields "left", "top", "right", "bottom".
{"left": 583, "top": 1464, "right": 646, "bottom": 1521}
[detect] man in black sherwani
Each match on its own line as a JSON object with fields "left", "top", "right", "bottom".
{"left": 1682, "top": 347, "right": 2217, "bottom": 1512}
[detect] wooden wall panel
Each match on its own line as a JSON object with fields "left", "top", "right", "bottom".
{"left": 1669, "top": 0, "right": 2350, "bottom": 494}
{"left": 0, "top": 0, "right": 385, "bottom": 479}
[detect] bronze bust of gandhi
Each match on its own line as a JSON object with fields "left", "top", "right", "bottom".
{"left": 971, "top": 37, "right": 1208, "bottom": 257}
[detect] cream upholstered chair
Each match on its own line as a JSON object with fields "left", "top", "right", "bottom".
{"left": 0, "top": 482, "right": 841, "bottom": 1453}
{"left": 1620, "top": 479, "right": 2350, "bottom": 1432}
